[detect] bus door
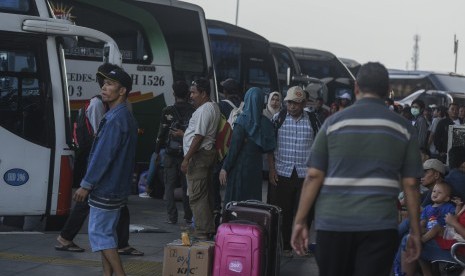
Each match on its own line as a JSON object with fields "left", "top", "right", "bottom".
{"left": 0, "top": 33, "right": 54, "bottom": 215}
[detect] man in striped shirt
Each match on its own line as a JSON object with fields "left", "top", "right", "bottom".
{"left": 291, "top": 62, "right": 423, "bottom": 276}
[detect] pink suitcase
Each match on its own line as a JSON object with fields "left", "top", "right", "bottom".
{"left": 213, "top": 222, "right": 264, "bottom": 276}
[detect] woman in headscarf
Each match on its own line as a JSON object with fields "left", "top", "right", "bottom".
{"left": 219, "top": 87, "right": 276, "bottom": 206}
{"left": 263, "top": 91, "right": 281, "bottom": 120}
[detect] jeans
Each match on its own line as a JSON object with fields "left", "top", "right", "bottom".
{"left": 164, "top": 153, "right": 192, "bottom": 222}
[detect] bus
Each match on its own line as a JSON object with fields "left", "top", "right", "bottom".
{"left": 51, "top": 0, "right": 216, "bottom": 163}
{"left": 207, "top": 19, "right": 279, "bottom": 99}
{"left": 339, "top": 57, "right": 361, "bottom": 76}
{"left": 291, "top": 47, "right": 355, "bottom": 106}
{"left": 389, "top": 69, "right": 465, "bottom": 102}
{"left": 0, "top": 0, "right": 121, "bottom": 228}
{"left": 270, "top": 42, "right": 310, "bottom": 95}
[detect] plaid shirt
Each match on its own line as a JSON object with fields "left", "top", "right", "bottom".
{"left": 274, "top": 111, "right": 313, "bottom": 178}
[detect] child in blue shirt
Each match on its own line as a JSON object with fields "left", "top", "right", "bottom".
{"left": 420, "top": 182, "right": 456, "bottom": 243}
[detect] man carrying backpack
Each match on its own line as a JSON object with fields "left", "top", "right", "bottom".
{"left": 268, "top": 86, "right": 321, "bottom": 257}
{"left": 213, "top": 78, "right": 243, "bottom": 228}
{"left": 218, "top": 78, "right": 243, "bottom": 118}
{"left": 154, "top": 80, "right": 194, "bottom": 225}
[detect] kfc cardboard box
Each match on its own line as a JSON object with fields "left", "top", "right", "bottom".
{"left": 163, "top": 240, "right": 214, "bottom": 276}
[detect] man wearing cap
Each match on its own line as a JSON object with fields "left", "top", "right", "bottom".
{"left": 291, "top": 62, "right": 423, "bottom": 276}
{"left": 212, "top": 78, "right": 243, "bottom": 227}
{"left": 420, "top": 159, "right": 446, "bottom": 207}
{"left": 268, "top": 85, "right": 320, "bottom": 256}
{"left": 181, "top": 78, "right": 220, "bottom": 240}
{"left": 73, "top": 67, "right": 137, "bottom": 276}
{"left": 57, "top": 64, "right": 143, "bottom": 257}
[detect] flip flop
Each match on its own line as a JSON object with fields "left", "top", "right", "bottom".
{"left": 55, "top": 242, "right": 85, "bottom": 252}
{"left": 118, "top": 247, "right": 144, "bottom": 256}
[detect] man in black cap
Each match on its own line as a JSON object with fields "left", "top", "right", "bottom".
{"left": 213, "top": 78, "right": 244, "bottom": 227}
{"left": 74, "top": 67, "right": 137, "bottom": 276}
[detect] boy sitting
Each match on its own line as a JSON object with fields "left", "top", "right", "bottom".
{"left": 420, "top": 182, "right": 456, "bottom": 243}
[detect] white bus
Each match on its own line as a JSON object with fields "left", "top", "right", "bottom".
{"left": 51, "top": 0, "right": 216, "bottom": 163}
{"left": 0, "top": 0, "right": 122, "bottom": 229}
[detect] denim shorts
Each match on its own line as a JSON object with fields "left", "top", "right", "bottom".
{"left": 88, "top": 206, "right": 120, "bottom": 252}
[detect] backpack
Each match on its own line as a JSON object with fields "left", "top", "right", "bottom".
{"left": 223, "top": 99, "right": 244, "bottom": 129}
{"left": 73, "top": 96, "right": 102, "bottom": 149}
{"left": 273, "top": 108, "right": 321, "bottom": 138}
{"left": 227, "top": 102, "right": 244, "bottom": 129}
{"left": 165, "top": 105, "right": 190, "bottom": 156}
{"left": 215, "top": 112, "right": 233, "bottom": 162}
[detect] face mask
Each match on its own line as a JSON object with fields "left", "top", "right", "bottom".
{"left": 411, "top": 108, "right": 420, "bottom": 117}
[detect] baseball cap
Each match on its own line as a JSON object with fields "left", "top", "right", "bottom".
{"left": 284, "top": 86, "right": 306, "bottom": 103}
{"left": 338, "top": 92, "right": 352, "bottom": 101}
{"left": 97, "top": 68, "right": 132, "bottom": 93}
{"left": 220, "top": 78, "right": 239, "bottom": 94}
{"left": 423, "top": 159, "right": 445, "bottom": 175}
{"left": 96, "top": 63, "right": 120, "bottom": 88}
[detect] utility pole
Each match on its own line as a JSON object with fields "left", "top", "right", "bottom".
{"left": 454, "top": 34, "right": 459, "bottom": 73}
{"left": 411, "top": 34, "right": 420, "bottom": 70}
{"left": 235, "top": 0, "right": 239, "bottom": 25}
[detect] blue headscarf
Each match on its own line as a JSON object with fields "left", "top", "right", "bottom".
{"left": 234, "top": 87, "right": 276, "bottom": 152}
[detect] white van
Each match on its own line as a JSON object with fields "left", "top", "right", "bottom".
{"left": 0, "top": 0, "right": 122, "bottom": 229}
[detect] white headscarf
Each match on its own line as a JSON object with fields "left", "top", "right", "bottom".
{"left": 263, "top": 91, "right": 281, "bottom": 120}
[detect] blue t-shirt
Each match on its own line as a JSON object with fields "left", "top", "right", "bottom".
{"left": 420, "top": 203, "right": 455, "bottom": 230}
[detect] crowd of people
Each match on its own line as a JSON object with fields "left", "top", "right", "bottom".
{"left": 55, "top": 61, "right": 465, "bottom": 276}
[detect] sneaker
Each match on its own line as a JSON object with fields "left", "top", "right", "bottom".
{"left": 138, "top": 192, "right": 150, "bottom": 198}
{"left": 165, "top": 219, "right": 177, "bottom": 224}
{"left": 184, "top": 219, "right": 193, "bottom": 224}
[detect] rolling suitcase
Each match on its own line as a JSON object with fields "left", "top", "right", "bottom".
{"left": 223, "top": 200, "right": 282, "bottom": 276}
{"left": 213, "top": 222, "right": 264, "bottom": 276}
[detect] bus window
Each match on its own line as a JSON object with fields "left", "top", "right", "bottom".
{"left": 0, "top": 47, "right": 48, "bottom": 146}
{"left": 0, "top": 0, "right": 35, "bottom": 15}
{"left": 247, "top": 58, "right": 271, "bottom": 94}
{"left": 62, "top": 5, "right": 151, "bottom": 64}
{"left": 389, "top": 78, "right": 434, "bottom": 99}
{"left": 210, "top": 39, "right": 241, "bottom": 82}
{"left": 208, "top": 20, "right": 279, "bottom": 96}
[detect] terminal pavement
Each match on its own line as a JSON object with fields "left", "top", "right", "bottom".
{"left": 0, "top": 185, "right": 318, "bottom": 276}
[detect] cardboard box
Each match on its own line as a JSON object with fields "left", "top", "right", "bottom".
{"left": 163, "top": 240, "right": 214, "bottom": 276}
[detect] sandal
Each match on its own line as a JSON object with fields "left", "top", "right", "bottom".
{"left": 118, "top": 247, "right": 144, "bottom": 256}
{"left": 55, "top": 242, "right": 85, "bottom": 252}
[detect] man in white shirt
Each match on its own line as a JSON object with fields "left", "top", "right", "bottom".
{"left": 181, "top": 78, "right": 220, "bottom": 240}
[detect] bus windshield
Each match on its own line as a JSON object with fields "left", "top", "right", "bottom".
{"left": 207, "top": 20, "right": 279, "bottom": 97}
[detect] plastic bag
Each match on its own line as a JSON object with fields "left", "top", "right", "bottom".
{"left": 444, "top": 225, "right": 465, "bottom": 242}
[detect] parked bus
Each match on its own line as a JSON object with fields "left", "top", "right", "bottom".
{"left": 0, "top": 0, "right": 121, "bottom": 228}
{"left": 51, "top": 0, "right": 216, "bottom": 163}
{"left": 339, "top": 57, "right": 361, "bottom": 76}
{"left": 207, "top": 19, "right": 279, "bottom": 99}
{"left": 270, "top": 42, "right": 310, "bottom": 95}
{"left": 389, "top": 69, "right": 465, "bottom": 103}
{"left": 291, "top": 47, "right": 355, "bottom": 105}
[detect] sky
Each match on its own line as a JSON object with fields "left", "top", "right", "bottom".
{"left": 183, "top": 0, "right": 465, "bottom": 74}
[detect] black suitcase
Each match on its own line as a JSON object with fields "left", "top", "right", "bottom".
{"left": 223, "top": 200, "right": 282, "bottom": 276}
